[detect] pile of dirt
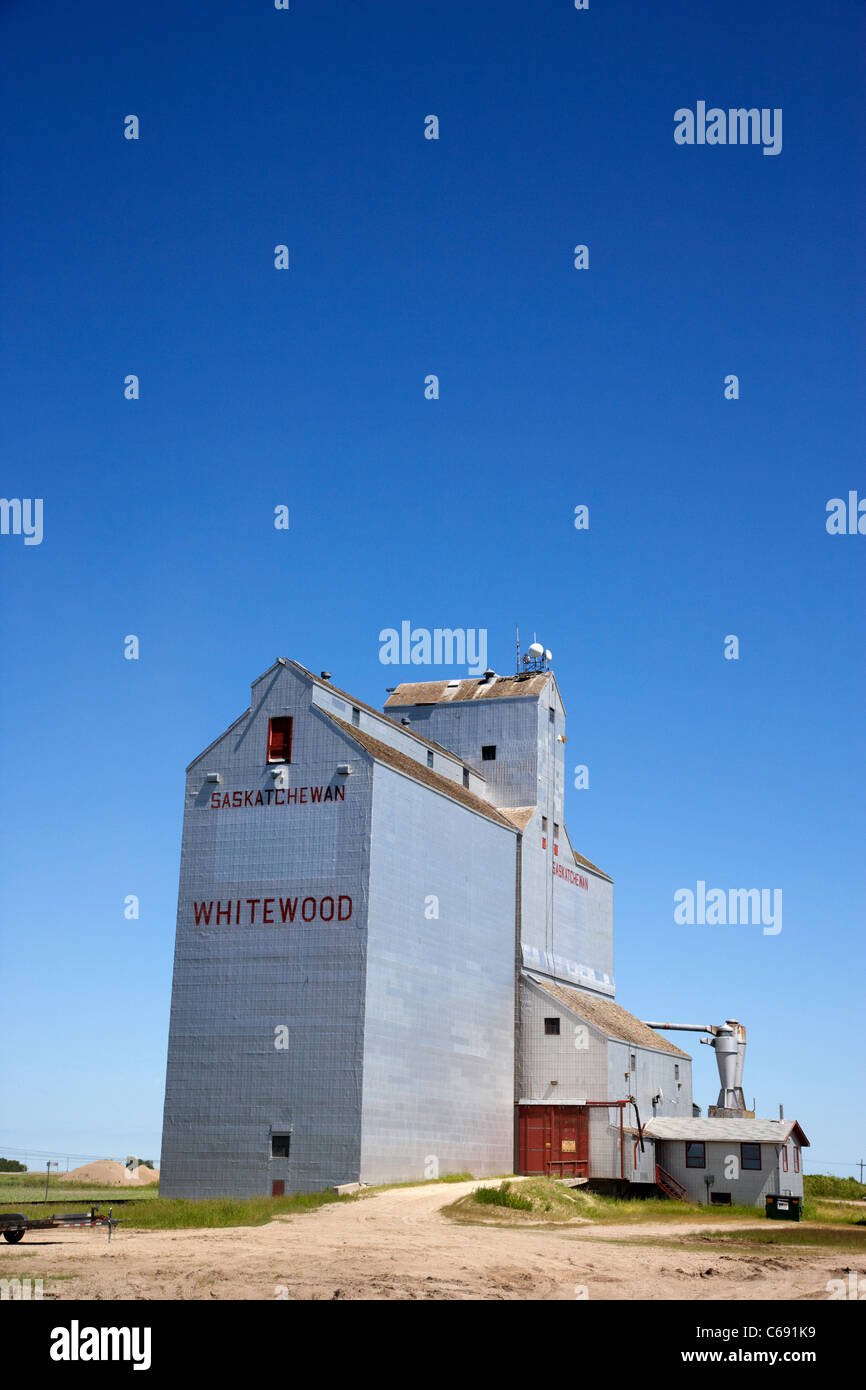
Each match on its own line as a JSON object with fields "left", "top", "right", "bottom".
{"left": 63, "top": 1160, "right": 159, "bottom": 1186}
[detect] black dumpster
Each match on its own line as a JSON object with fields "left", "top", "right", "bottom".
{"left": 765, "top": 1194, "right": 802, "bottom": 1221}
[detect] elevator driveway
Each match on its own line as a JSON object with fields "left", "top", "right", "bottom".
{"left": 1, "top": 1179, "right": 852, "bottom": 1301}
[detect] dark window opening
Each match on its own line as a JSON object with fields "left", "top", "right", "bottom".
{"left": 553, "top": 823, "right": 559, "bottom": 839}
{"left": 674, "top": 1064, "right": 680, "bottom": 1080}
{"left": 426, "top": 750, "right": 434, "bottom": 768}
{"left": 267, "top": 716, "right": 293, "bottom": 763}
{"left": 271, "top": 1133, "right": 291, "bottom": 1159}
{"left": 462, "top": 768, "right": 470, "bottom": 788}
{"left": 544, "top": 1017, "right": 560, "bottom": 1036}
{"left": 741, "top": 1143, "right": 761, "bottom": 1171}
{"left": 351, "top": 706, "right": 360, "bottom": 727}
{"left": 542, "top": 816, "right": 548, "bottom": 832}
{"left": 685, "top": 1142, "right": 706, "bottom": 1169}
{"left": 710, "top": 1192, "right": 732, "bottom": 1205}
{"left": 481, "top": 745, "right": 496, "bottom": 761}
{"left": 549, "top": 707, "right": 555, "bottom": 723}
{"left": 630, "top": 1053, "right": 637, "bottom": 1072}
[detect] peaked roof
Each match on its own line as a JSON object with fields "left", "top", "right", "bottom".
{"left": 526, "top": 975, "right": 690, "bottom": 1058}
{"left": 644, "top": 1117, "right": 810, "bottom": 1146}
{"left": 289, "top": 661, "right": 480, "bottom": 772}
{"left": 322, "top": 712, "right": 517, "bottom": 830}
{"left": 385, "top": 671, "right": 555, "bottom": 706}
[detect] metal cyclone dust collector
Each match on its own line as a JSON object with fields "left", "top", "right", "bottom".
{"left": 642, "top": 1018, "right": 749, "bottom": 1117}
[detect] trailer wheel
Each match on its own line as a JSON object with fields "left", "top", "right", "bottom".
{"left": 3, "top": 1228, "right": 25, "bottom": 1243}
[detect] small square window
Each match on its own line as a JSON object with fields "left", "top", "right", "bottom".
{"left": 710, "top": 1192, "right": 732, "bottom": 1205}
{"left": 481, "top": 745, "right": 496, "bottom": 761}
{"left": 271, "top": 1133, "right": 291, "bottom": 1159}
{"left": 685, "top": 1141, "right": 706, "bottom": 1169}
{"left": 426, "top": 750, "right": 434, "bottom": 768}
{"left": 267, "top": 716, "right": 293, "bottom": 763}
{"left": 741, "top": 1143, "right": 761, "bottom": 1171}
{"left": 544, "top": 1017, "right": 560, "bottom": 1035}
{"left": 352, "top": 706, "right": 360, "bottom": 727}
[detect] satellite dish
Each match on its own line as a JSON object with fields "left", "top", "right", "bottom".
{"left": 544, "top": 650, "right": 552, "bottom": 662}
{"left": 529, "top": 642, "right": 544, "bottom": 658}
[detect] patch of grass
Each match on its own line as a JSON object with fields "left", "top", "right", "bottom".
{"left": 473, "top": 1182, "right": 534, "bottom": 1211}
{"left": 557, "top": 1191, "right": 763, "bottom": 1224}
{"left": 446, "top": 1177, "right": 592, "bottom": 1225}
{"left": 684, "top": 1225, "right": 866, "bottom": 1253}
{"left": 810, "top": 1201, "right": 866, "bottom": 1226}
{"left": 0, "top": 1186, "right": 355, "bottom": 1231}
{"left": 0, "top": 1177, "right": 160, "bottom": 1205}
{"left": 95, "top": 1189, "right": 357, "bottom": 1230}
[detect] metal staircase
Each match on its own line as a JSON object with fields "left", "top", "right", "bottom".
{"left": 655, "top": 1164, "right": 687, "bottom": 1201}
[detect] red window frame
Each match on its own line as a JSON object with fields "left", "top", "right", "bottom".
{"left": 267, "top": 716, "right": 293, "bottom": 763}
{"left": 782, "top": 1145, "right": 788, "bottom": 1172}
{"left": 793, "top": 1146, "right": 800, "bottom": 1173}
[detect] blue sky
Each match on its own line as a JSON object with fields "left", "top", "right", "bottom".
{"left": 1, "top": 0, "right": 863, "bottom": 1176}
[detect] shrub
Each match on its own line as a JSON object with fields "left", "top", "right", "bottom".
{"left": 805, "top": 1174, "right": 866, "bottom": 1201}
{"left": 472, "top": 1182, "right": 533, "bottom": 1211}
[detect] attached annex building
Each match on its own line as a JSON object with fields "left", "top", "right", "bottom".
{"left": 160, "top": 658, "right": 806, "bottom": 1203}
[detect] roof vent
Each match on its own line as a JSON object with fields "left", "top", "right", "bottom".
{"left": 401, "top": 716, "right": 410, "bottom": 725}
{"left": 481, "top": 668, "right": 496, "bottom": 681}
{"left": 446, "top": 679, "right": 460, "bottom": 688}
{"left": 320, "top": 671, "right": 331, "bottom": 681}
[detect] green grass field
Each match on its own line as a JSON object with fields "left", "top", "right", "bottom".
{"left": 2, "top": 1168, "right": 863, "bottom": 1238}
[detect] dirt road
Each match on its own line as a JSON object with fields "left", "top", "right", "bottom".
{"left": 2, "top": 1179, "right": 856, "bottom": 1301}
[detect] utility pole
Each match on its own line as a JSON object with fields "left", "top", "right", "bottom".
{"left": 859, "top": 1159, "right": 864, "bottom": 1184}
{"left": 44, "top": 1160, "right": 56, "bottom": 1199}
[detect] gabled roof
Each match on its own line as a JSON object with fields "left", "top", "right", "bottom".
{"left": 385, "top": 671, "right": 555, "bottom": 706}
{"left": 322, "top": 713, "right": 517, "bottom": 831}
{"left": 526, "top": 975, "right": 690, "bottom": 1058}
{"left": 290, "top": 661, "right": 481, "bottom": 773}
{"left": 644, "top": 1117, "right": 810, "bottom": 1146}
{"left": 502, "top": 807, "right": 536, "bottom": 831}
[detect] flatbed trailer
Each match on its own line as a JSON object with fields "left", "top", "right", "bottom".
{"left": 0, "top": 1207, "right": 119, "bottom": 1243}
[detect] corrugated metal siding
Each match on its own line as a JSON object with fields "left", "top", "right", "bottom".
{"left": 360, "top": 763, "right": 516, "bottom": 1182}
{"left": 161, "top": 663, "right": 372, "bottom": 1197}
{"left": 390, "top": 696, "right": 541, "bottom": 809}
{"left": 656, "top": 1141, "right": 804, "bottom": 1205}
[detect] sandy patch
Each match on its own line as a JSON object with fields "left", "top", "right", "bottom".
{"left": 2, "top": 1178, "right": 859, "bottom": 1301}
{"left": 62, "top": 1160, "right": 159, "bottom": 1186}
